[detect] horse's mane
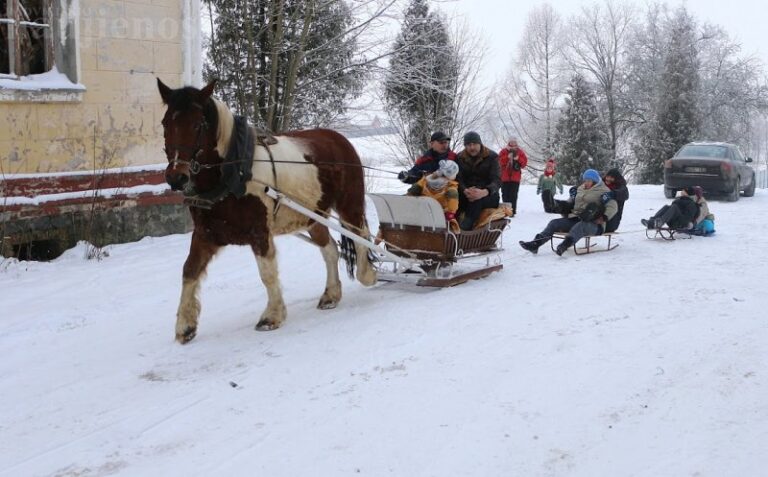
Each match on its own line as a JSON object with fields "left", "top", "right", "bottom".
{"left": 212, "top": 98, "right": 234, "bottom": 158}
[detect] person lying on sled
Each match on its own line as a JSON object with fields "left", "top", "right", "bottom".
{"left": 641, "top": 186, "right": 700, "bottom": 231}
{"left": 519, "top": 169, "right": 618, "bottom": 256}
{"left": 407, "top": 159, "right": 461, "bottom": 231}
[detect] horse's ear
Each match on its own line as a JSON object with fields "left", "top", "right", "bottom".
{"left": 157, "top": 78, "right": 173, "bottom": 104}
{"left": 198, "top": 80, "right": 217, "bottom": 103}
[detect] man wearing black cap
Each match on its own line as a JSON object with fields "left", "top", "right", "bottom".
{"left": 398, "top": 131, "right": 457, "bottom": 184}
{"left": 455, "top": 131, "right": 501, "bottom": 231}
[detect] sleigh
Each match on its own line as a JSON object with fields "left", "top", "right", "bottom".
{"left": 550, "top": 231, "right": 619, "bottom": 255}
{"left": 264, "top": 189, "right": 508, "bottom": 287}
{"left": 367, "top": 194, "right": 509, "bottom": 286}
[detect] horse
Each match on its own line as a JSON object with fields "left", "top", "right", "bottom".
{"left": 156, "top": 79, "right": 377, "bottom": 344}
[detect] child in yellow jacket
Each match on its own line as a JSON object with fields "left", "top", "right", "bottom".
{"left": 407, "top": 159, "right": 460, "bottom": 230}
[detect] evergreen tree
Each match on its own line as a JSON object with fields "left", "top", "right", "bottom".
{"left": 553, "top": 74, "right": 610, "bottom": 184}
{"left": 384, "top": 0, "right": 458, "bottom": 160}
{"left": 203, "top": 0, "right": 366, "bottom": 131}
{"left": 636, "top": 7, "right": 700, "bottom": 183}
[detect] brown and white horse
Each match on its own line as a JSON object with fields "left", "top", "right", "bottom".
{"left": 157, "top": 79, "right": 376, "bottom": 344}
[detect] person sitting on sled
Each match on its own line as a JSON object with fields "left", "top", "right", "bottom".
{"left": 519, "top": 169, "right": 617, "bottom": 256}
{"left": 407, "top": 159, "right": 461, "bottom": 231}
{"left": 397, "top": 131, "right": 457, "bottom": 184}
{"left": 688, "top": 186, "right": 715, "bottom": 235}
{"left": 641, "top": 186, "right": 700, "bottom": 230}
{"left": 537, "top": 158, "right": 563, "bottom": 213}
{"left": 601, "top": 168, "right": 629, "bottom": 232}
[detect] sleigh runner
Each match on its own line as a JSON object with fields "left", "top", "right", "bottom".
{"left": 550, "top": 231, "right": 619, "bottom": 255}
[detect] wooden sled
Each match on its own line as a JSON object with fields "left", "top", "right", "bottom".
{"left": 645, "top": 227, "right": 693, "bottom": 241}
{"left": 550, "top": 232, "right": 619, "bottom": 255}
{"left": 368, "top": 194, "right": 509, "bottom": 287}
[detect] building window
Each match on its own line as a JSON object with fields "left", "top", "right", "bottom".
{"left": 1, "top": 0, "right": 54, "bottom": 79}
{"left": 0, "top": 0, "right": 82, "bottom": 102}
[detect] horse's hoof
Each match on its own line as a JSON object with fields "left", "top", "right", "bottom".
{"left": 317, "top": 298, "right": 338, "bottom": 310}
{"left": 176, "top": 327, "right": 197, "bottom": 344}
{"left": 255, "top": 319, "right": 281, "bottom": 331}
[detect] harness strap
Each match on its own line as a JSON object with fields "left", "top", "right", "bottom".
{"left": 257, "top": 135, "right": 280, "bottom": 218}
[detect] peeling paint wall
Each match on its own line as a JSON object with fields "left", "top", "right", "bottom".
{"left": 0, "top": 0, "right": 195, "bottom": 174}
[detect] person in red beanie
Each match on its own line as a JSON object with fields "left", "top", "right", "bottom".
{"left": 497, "top": 137, "right": 528, "bottom": 216}
{"left": 537, "top": 158, "right": 563, "bottom": 213}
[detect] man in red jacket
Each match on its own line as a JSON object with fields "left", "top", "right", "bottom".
{"left": 498, "top": 138, "right": 528, "bottom": 216}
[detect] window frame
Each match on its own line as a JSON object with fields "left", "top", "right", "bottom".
{"left": 1, "top": 0, "right": 55, "bottom": 79}
{"left": 0, "top": 0, "right": 85, "bottom": 104}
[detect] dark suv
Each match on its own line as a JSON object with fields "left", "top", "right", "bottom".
{"left": 663, "top": 142, "right": 756, "bottom": 201}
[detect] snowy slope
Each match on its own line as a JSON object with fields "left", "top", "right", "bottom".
{"left": 2, "top": 171, "right": 767, "bottom": 475}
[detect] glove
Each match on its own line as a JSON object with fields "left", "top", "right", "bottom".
{"left": 536, "top": 189, "right": 541, "bottom": 195}
{"left": 397, "top": 170, "right": 409, "bottom": 182}
{"left": 569, "top": 186, "right": 578, "bottom": 199}
{"left": 601, "top": 191, "right": 615, "bottom": 203}
{"left": 444, "top": 212, "right": 456, "bottom": 221}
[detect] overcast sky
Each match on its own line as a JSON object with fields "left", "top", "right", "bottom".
{"left": 440, "top": 0, "right": 767, "bottom": 86}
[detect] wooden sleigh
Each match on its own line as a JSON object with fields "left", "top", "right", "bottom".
{"left": 264, "top": 189, "right": 509, "bottom": 288}
{"left": 368, "top": 194, "right": 509, "bottom": 287}
{"left": 550, "top": 231, "right": 619, "bottom": 255}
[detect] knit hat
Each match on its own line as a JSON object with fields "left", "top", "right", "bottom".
{"left": 438, "top": 159, "right": 459, "bottom": 180}
{"left": 683, "top": 186, "right": 697, "bottom": 196}
{"left": 463, "top": 131, "right": 482, "bottom": 145}
{"left": 582, "top": 169, "right": 601, "bottom": 183}
{"left": 692, "top": 186, "right": 704, "bottom": 199}
{"left": 430, "top": 131, "right": 450, "bottom": 142}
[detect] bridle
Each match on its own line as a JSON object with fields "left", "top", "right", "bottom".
{"left": 164, "top": 113, "right": 217, "bottom": 175}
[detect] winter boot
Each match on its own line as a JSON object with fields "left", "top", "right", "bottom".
{"left": 555, "top": 236, "right": 574, "bottom": 256}
{"left": 519, "top": 234, "right": 547, "bottom": 254}
{"left": 641, "top": 218, "right": 662, "bottom": 229}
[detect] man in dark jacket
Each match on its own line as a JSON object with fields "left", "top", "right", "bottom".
{"left": 456, "top": 131, "right": 501, "bottom": 230}
{"left": 642, "top": 186, "right": 700, "bottom": 230}
{"left": 602, "top": 168, "right": 629, "bottom": 233}
{"left": 398, "top": 131, "right": 457, "bottom": 184}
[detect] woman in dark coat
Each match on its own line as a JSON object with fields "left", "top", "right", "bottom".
{"left": 602, "top": 168, "right": 629, "bottom": 233}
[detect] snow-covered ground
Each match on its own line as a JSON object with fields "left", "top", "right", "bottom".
{"left": 2, "top": 161, "right": 767, "bottom": 475}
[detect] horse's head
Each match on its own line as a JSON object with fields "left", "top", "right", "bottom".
{"left": 157, "top": 79, "right": 219, "bottom": 192}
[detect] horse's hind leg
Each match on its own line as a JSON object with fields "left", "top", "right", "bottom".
{"left": 251, "top": 236, "right": 287, "bottom": 331}
{"left": 176, "top": 233, "right": 220, "bottom": 344}
{"left": 308, "top": 223, "right": 342, "bottom": 309}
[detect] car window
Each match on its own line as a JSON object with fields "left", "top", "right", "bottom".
{"left": 733, "top": 148, "right": 745, "bottom": 162}
{"left": 677, "top": 145, "right": 728, "bottom": 158}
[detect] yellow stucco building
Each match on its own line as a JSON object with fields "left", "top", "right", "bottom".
{"left": 1, "top": 0, "right": 202, "bottom": 174}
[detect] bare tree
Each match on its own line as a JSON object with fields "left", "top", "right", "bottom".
{"left": 493, "top": 3, "right": 565, "bottom": 171}
{"left": 563, "top": 0, "right": 635, "bottom": 164}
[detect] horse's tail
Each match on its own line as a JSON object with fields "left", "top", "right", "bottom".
{"left": 339, "top": 235, "right": 357, "bottom": 279}
{"left": 339, "top": 224, "right": 377, "bottom": 286}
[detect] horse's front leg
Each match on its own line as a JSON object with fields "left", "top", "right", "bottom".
{"left": 176, "top": 232, "right": 220, "bottom": 344}
{"left": 252, "top": 236, "right": 287, "bottom": 331}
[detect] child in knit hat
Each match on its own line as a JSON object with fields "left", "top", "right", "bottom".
{"left": 688, "top": 186, "right": 715, "bottom": 235}
{"left": 537, "top": 158, "right": 563, "bottom": 213}
{"left": 407, "top": 159, "right": 461, "bottom": 231}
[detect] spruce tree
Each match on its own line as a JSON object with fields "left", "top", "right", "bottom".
{"left": 203, "top": 0, "right": 366, "bottom": 131}
{"left": 553, "top": 74, "right": 610, "bottom": 184}
{"left": 384, "top": 0, "right": 458, "bottom": 160}
{"left": 637, "top": 7, "right": 700, "bottom": 183}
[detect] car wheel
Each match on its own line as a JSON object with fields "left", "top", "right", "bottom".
{"left": 727, "top": 178, "right": 740, "bottom": 202}
{"left": 664, "top": 187, "right": 676, "bottom": 199}
{"left": 743, "top": 173, "right": 756, "bottom": 197}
